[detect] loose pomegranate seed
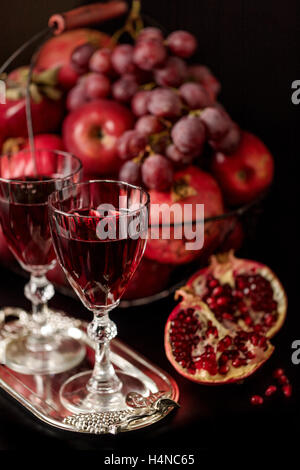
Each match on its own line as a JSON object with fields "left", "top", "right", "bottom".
{"left": 278, "top": 375, "right": 289, "bottom": 385}
{"left": 250, "top": 395, "right": 264, "bottom": 405}
{"left": 265, "top": 385, "right": 277, "bottom": 396}
{"left": 273, "top": 368, "right": 285, "bottom": 379}
{"left": 282, "top": 384, "right": 292, "bottom": 397}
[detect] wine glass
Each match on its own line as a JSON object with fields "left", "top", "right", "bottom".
{"left": 0, "top": 148, "right": 86, "bottom": 375}
{"left": 48, "top": 180, "right": 149, "bottom": 413}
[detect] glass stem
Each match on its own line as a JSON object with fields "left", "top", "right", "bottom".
{"left": 87, "top": 309, "right": 122, "bottom": 394}
{"left": 24, "top": 274, "right": 55, "bottom": 351}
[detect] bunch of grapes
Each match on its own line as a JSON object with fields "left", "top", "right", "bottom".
{"left": 68, "top": 27, "right": 241, "bottom": 191}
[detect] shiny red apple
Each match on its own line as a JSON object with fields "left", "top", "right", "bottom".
{"left": 63, "top": 99, "right": 134, "bottom": 176}
{"left": 212, "top": 131, "right": 274, "bottom": 205}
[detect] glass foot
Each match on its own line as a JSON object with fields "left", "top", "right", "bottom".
{"left": 4, "top": 333, "right": 86, "bottom": 375}
{"left": 60, "top": 370, "right": 148, "bottom": 413}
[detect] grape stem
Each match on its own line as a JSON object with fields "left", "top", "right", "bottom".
{"left": 111, "top": 0, "right": 143, "bottom": 44}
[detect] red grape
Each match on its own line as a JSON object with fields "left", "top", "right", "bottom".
{"left": 200, "top": 107, "right": 231, "bottom": 141}
{"left": 171, "top": 115, "right": 206, "bottom": 154}
{"left": 135, "top": 115, "right": 163, "bottom": 137}
{"left": 71, "top": 43, "right": 96, "bottom": 73}
{"left": 131, "top": 90, "right": 151, "bottom": 116}
{"left": 141, "top": 154, "right": 173, "bottom": 191}
{"left": 119, "top": 160, "right": 141, "bottom": 185}
{"left": 89, "top": 48, "right": 112, "bottom": 74}
{"left": 117, "top": 130, "right": 147, "bottom": 160}
{"left": 166, "top": 144, "right": 197, "bottom": 165}
{"left": 66, "top": 84, "right": 87, "bottom": 111}
{"left": 166, "top": 30, "right": 197, "bottom": 58}
{"left": 188, "top": 65, "right": 221, "bottom": 100}
{"left": 112, "top": 75, "right": 138, "bottom": 102}
{"left": 148, "top": 88, "right": 181, "bottom": 118}
{"left": 133, "top": 39, "right": 167, "bottom": 71}
{"left": 84, "top": 73, "right": 111, "bottom": 99}
{"left": 210, "top": 123, "right": 241, "bottom": 154}
{"left": 179, "top": 82, "right": 211, "bottom": 109}
{"left": 111, "top": 44, "right": 136, "bottom": 75}
{"left": 154, "top": 57, "right": 187, "bottom": 87}
{"left": 137, "top": 27, "right": 164, "bottom": 43}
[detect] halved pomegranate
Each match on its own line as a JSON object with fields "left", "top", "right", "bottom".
{"left": 187, "top": 252, "right": 287, "bottom": 338}
{"left": 165, "top": 299, "right": 274, "bottom": 384}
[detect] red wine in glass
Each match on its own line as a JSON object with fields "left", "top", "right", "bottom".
{"left": 51, "top": 208, "right": 147, "bottom": 308}
{"left": 0, "top": 176, "right": 56, "bottom": 271}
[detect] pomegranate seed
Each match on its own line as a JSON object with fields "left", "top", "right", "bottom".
{"left": 219, "top": 364, "right": 229, "bottom": 375}
{"left": 273, "top": 368, "right": 285, "bottom": 379}
{"left": 232, "top": 358, "right": 242, "bottom": 368}
{"left": 208, "top": 279, "right": 218, "bottom": 288}
{"left": 216, "top": 296, "right": 229, "bottom": 307}
{"left": 219, "top": 353, "right": 229, "bottom": 364}
{"left": 250, "top": 395, "right": 263, "bottom": 405}
{"left": 212, "top": 286, "right": 223, "bottom": 297}
{"left": 265, "top": 385, "right": 277, "bottom": 396}
{"left": 282, "top": 384, "right": 292, "bottom": 397}
{"left": 222, "top": 313, "right": 234, "bottom": 321}
{"left": 264, "top": 314, "right": 274, "bottom": 326}
{"left": 246, "top": 351, "right": 255, "bottom": 360}
{"left": 244, "top": 315, "right": 253, "bottom": 326}
{"left": 278, "top": 375, "right": 289, "bottom": 385}
{"left": 250, "top": 334, "right": 259, "bottom": 346}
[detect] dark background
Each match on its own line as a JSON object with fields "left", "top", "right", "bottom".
{"left": 0, "top": 0, "right": 300, "bottom": 454}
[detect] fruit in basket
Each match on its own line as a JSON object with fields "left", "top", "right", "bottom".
{"left": 218, "top": 219, "right": 244, "bottom": 252}
{"left": 187, "top": 252, "right": 287, "bottom": 338}
{"left": 35, "top": 29, "right": 111, "bottom": 89}
{"left": 1, "top": 133, "right": 64, "bottom": 155}
{"left": 144, "top": 166, "right": 224, "bottom": 264}
{"left": 188, "top": 65, "right": 221, "bottom": 101}
{"left": 0, "top": 67, "right": 64, "bottom": 143}
{"left": 166, "top": 30, "right": 198, "bottom": 58}
{"left": 123, "top": 258, "right": 173, "bottom": 300}
{"left": 62, "top": 99, "right": 134, "bottom": 176}
{"left": 164, "top": 300, "right": 274, "bottom": 384}
{"left": 212, "top": 131, "right": 274, "bottom": 205}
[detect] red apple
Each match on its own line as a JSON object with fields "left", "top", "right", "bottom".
{"left": 63, "top": 99, "right": 134, "bottom": 176}
{"left": 35, "top": 29, "right": 111, "bottom": 89}
{"left": 211, "top": 131, "right": 274, "bottom": 206}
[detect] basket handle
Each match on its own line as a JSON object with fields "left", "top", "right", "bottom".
{"left": 49, "top": 1, "right": 128, "bottom": 35}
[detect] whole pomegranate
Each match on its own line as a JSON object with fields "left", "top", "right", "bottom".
{"left": 35, "top": 29, "right": 111, "bottom": 89}
{"left": 144, "top": 166, "right": 225, "bottom": 264}
{"left": 0, "top": 67, "right": 64, "bottom": 143}
{"left": 123, "top": 258, "right": 173, "bottom": 300}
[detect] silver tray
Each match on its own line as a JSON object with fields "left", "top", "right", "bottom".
{"left": 0, "top": 309, "right": 179, "bottom": 435}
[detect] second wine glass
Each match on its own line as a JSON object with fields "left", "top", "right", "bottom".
{"left": 0, "top": 149, "right": 86, "bottom": 375}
